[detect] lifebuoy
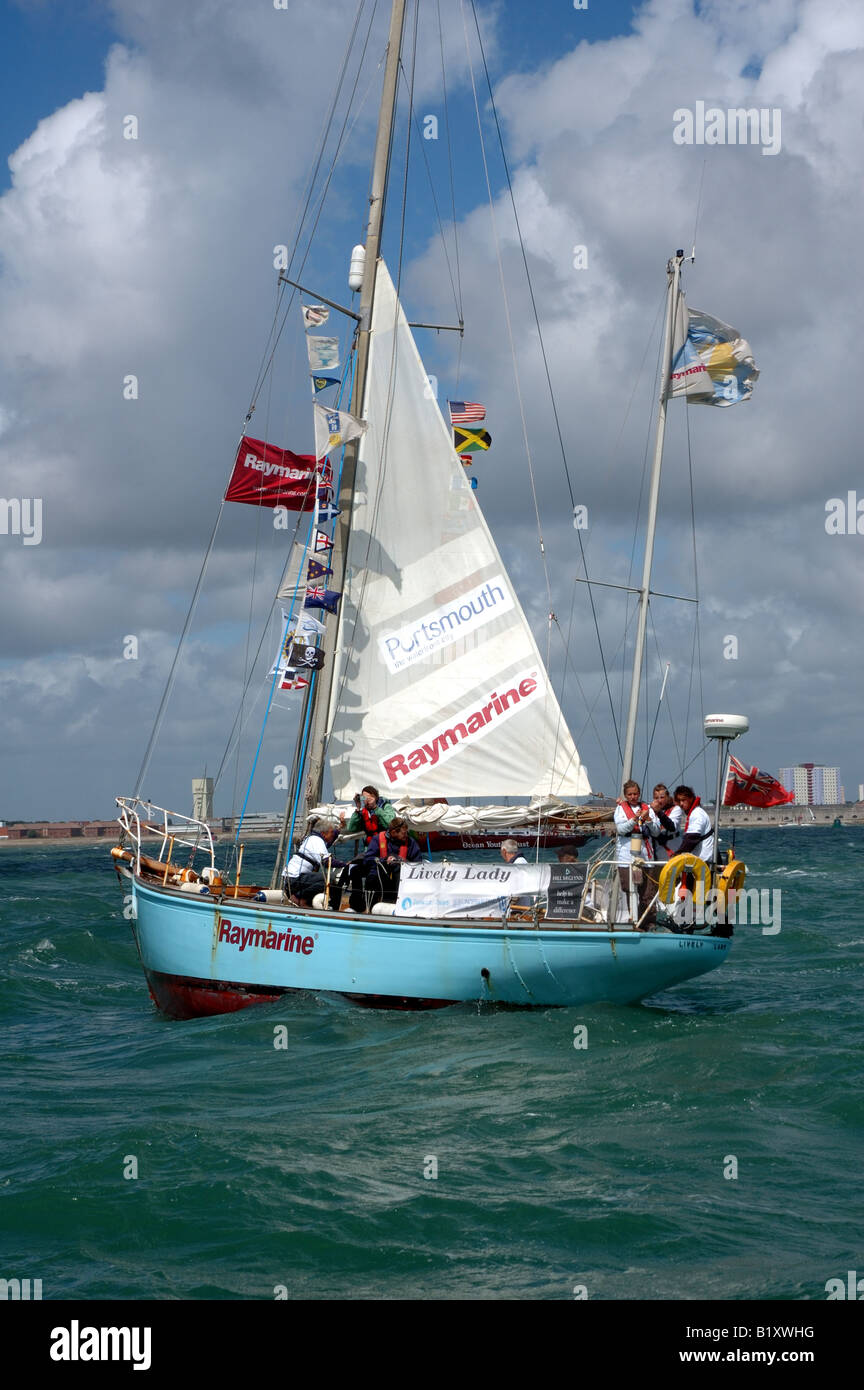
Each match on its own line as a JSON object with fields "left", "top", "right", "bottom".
{"left": 657, "top": 853, "right": 712, "bottom": 905}
{"left": 716, "top": 858, "right": 746, "bottom": 903}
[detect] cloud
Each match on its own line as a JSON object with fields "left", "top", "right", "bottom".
{"left": 1, "top": 0, "right": 863, "bottom": 817}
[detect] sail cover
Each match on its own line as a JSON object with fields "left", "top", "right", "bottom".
{"left": 326, "top": 260, "right": 590, "bottom": 800}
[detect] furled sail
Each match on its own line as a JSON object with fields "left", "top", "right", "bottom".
{"left": 325, "top": 260, "right": 590, "bottom": 800}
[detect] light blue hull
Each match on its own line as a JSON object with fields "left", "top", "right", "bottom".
{"left": 126, "top": 874, "right": 732, "bottom": 1017}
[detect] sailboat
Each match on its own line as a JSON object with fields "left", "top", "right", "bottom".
{"left": 112, "top": 0, "right": 754, "bottom": 1018}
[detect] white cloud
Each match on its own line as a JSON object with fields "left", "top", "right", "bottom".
{"left": 1, "top": 0, "right": 863, "bottom": 815}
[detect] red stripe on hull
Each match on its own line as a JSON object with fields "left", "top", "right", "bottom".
{"left": 146, "top": 970, "right": 284, "bottom": 1020}
{"left": 145, "top": 970, "right": 457, "bottom": 1020}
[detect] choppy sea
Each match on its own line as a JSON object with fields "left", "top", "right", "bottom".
{"left": 1, "top": 828, "right": 862, "bottom": 1301}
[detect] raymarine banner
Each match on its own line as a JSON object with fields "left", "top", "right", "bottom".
{"left": 394, "top": 861, "right": 551, "bottom": 918}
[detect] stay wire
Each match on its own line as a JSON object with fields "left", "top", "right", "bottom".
{"left": 467, "top": 0, "right": 621, "bottom": 766}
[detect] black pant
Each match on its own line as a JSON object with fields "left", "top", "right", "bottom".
{"left": 346, "top": 859, "right": 401, "bottom": 912}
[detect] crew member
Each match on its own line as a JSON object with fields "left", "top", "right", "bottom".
{"left": 651, "top": 783, "right": 684, "bottom": 856}
{"left": 283, "top": 820, "right": 340, "bottom": 905}
{"left": 356, "top": 817, "right": 422, "bottom": 909}
{"left": 556, "top": 845, "right": 580, "bottom": 863}
{"left": 341, "top": 785, "right": 396, "bottom": 843}
{"left": 613, "top": 780, "right": 661, "bottom": 920}
{"left": 673, "top": 786, "right": 714, "bottom": 861}
{"left": 500, "top": 839, "right": 527, "bottom": 865}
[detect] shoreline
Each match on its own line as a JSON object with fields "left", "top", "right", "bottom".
{"left": 2, "top": 819, "right": 861, "bottom": 850}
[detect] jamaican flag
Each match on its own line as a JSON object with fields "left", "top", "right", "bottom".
{"left": 453, "top": 425, "right": 491, "bottom": 453}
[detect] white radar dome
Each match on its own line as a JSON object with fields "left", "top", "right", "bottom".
{"left": 704, "top": 713, "right": 749, "bottom": 740}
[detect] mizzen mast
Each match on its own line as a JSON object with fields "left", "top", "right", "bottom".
{"left": 620, "top": 250, "right": 685, "bottom": 785}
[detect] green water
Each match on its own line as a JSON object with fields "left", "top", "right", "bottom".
{"left": 1, "top": 829, "right": 862, "bottom": 1300}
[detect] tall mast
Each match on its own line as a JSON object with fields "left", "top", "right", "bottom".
{"left": 300, "top": 0, "right": 408, "bottom": 822}
{"left": 620, "top": 249, "right": 685, "bottom": 787}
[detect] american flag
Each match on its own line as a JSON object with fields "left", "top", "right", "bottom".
{"left": 448, "top": 401, "right": 485, "bottom": 425}
{"left": 724, "top": 755, "right": 795, "bottom": 808}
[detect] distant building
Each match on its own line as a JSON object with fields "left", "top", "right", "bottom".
{"left": 779, "top": 763, "right": 841, "bottom": 806}
{"left": 192, "top": 778, "right": 214, "bottom": 822}
{"left": 859, "top": 783, "right": 864, "bottom": 803}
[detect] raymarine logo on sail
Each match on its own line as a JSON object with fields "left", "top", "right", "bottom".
{"left": 381, "top": 669, "right": 544, "bottom": 785}
{"left": 379, "top": 575, "right": 514, "bottom": 673}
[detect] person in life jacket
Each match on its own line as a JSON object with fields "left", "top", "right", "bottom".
{"left": 283, "top": 820, "right": 340, "bottom": 905}
{"left": 354, "top": 817, "right": 423, "bottom": 910}
{"left": 613, "top": 780, "right": 661, "bottom": 921}
{"left": 651, "top": 783, "right": 684, "bottom": 857}
{"left": 673, "top": 786, "right": 715, "bottom": 861}
{"left": 341, "top": 785, "right": 397, "bottom": 843}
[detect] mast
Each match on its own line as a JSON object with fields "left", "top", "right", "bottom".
{"left": 620, "top": 249, "right": 685, "bottom": 787}
{"left": 299, "top": 0, "right": 408, "bottom": 826}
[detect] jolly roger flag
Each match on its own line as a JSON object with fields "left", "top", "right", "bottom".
{"left": 224, "top": 436, "right": 317, "bottom": 510}
{"left": 290, "top": 641, "right": 326, "bottom": 671}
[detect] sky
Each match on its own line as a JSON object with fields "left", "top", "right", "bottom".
{"left": 1, "top": 0, "right": 863, "bottom": 822}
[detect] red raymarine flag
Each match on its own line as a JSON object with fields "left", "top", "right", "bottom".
{"left": 724, "top": 755, "right": 795, "bottom": 807}
{"left": 224, "top": 435, "right": 317, "bottom": 511}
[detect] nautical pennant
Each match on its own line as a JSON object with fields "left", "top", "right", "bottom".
{"left": 304, "top": 587, "right": 342, "bottom": 616}
{"left": 312, "top": 375, "right": 341, "bottom": 393}
{"left": 302, "top": 304, "right": 330, "bottom": 328}
{"left": 313, "top": 403, "right": 367, "bottom": 460}
{"left": 453, "top": 425, "right": 491, "bottom": 453}
{"left": 274, "top": 668, "right": 309, "bottom": 691}
{"left": 314, "top": 530, "right": 334, "bottom": 552}
{"left": 284, "top": 609, "right": 326, "bottom": 638}
{"left": 317, "top": 502, "right": 341, "bottom": 524}
{"left": 306, "top": 336, "right": 340, "bottom": 373}
{"left": 290, "top": 641, "right": 326, "bottom": 671}
{"left": 307, "top": 558, "right": 333, "bottom": 581}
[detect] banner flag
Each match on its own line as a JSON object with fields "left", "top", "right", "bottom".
{"left": 669, "top": 296, "right": 759, "bottom": 406}
{"left": 224, "top": 435, "right": 317, "bottom": 511}
{"left": 393, "top": 861, "right": 550, "bottom": 918}
{"left": 312, "top": 374, "right": 342, "bottom": 393}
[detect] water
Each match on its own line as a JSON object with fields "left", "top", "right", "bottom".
{"left": 2, "top": 829, "right": 862, "bottom": 1300}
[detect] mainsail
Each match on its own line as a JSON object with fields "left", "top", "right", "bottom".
{"left": 325, "top": 260, "right": 590, "bottom": 800}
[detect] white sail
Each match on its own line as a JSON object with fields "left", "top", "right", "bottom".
{"left": 326, "top": 260, "right": 590, "bottom": 800}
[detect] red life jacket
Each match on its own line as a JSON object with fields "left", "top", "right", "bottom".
{"left": 361, "top": 803, "right": 380, "bottom": 837}
{"left": 621, "top": 800, "right": 653, "bottom": 856}
{"left": 378, "top": 831, "right": 408, "bottom": 861}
